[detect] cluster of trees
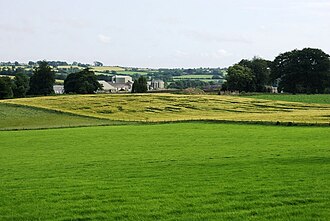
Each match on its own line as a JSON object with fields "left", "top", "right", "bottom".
{"left": 132, "top": 76, "right": 148, "bottom": 93}
{"left": 222, "top": 58, "right": 271, "bottom": 92}
{"left": 272, "top": 48, "right": 330, "bottom": 94}
{"left": 0, "top": 74, "right": 30, "bottom": 99}
{"left": 0, "top": 61, "right": 55, "bottom": 99}
{"left": 224, "top": 48, "right": 330, "bottom": 94}
{"left": 0, "top": 61, "right": 103, "bottom": 99}
{"left": 28, "top": 61, "right": 91, "bottom": 67}
{"left": 168, "top": 79, "right": 214, "bottom": 89}
{"left": 0, "top": 67, "right": 33, "bottom": 77}
{"left": 64, "top": 68, "right": 102, "bottom": 94}
{"left": 146, "top": 68, "right": 225, "bottom": 82}
{"left": 0, "top": 61, "right": 21, "bottom": 66}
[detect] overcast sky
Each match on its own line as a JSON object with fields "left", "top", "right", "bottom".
{"left": 0, "top": 0, "right": 329, "bottom": 68}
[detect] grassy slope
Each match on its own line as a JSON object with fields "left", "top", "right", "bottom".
{"left": 0, "top": 103, "right": 119, "bottom": 130}
{"left": 0, "top": 123, "right": 329, "bottom": 220}
{"left": 3, "top": 94, "right": 330, "bottom": 125}
{"left": 246, "top": 94, "right": 330, "bottom": 104}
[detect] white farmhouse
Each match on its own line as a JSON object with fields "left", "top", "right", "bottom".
{"left": 112, "top": 75, "right": 133, "bottom": 84}
{"left": 53, "top": 85, "right": 64, "bottom": 94}
{"left": 98, "top": 80, "right": 117, "bottom": 93}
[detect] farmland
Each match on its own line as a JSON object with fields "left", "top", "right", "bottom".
{"left": 0, "top": 123, "right": 329, "bottom": 220}
{"left": 0, "top": 103, "right": 117, "bottom": 130}
{"left": 117, "top": 71, "right": 149, "bottom": 76}
{"left": 0, "top": 94, "right": 329, "bottom": 220}
{"left": 2, "top": 94, "right": 330, "bottom": 125}
{"left": 173, "top": 75, "right": 214, "bottom": 80}
{"left": 89, "top": 66, "right": 125, "bottom": 72}
{"left": 245, "top": 94, "right": 330, "bottom": 104}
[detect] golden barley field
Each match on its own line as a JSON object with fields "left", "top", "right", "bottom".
{"left": 2, "top": 94, "right": 330, "bottom": 125}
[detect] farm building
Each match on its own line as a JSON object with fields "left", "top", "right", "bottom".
{"left": 98, "top": 77, "right": 133, "bottom": 93}
{"left": 53, "top": 85, "right": 64, "bottom": 94}
{"left": 109, "top": 82, "right": 133, "bottom": 92}
{"left": 112, "top": 75, "right": 133, "bottom": 84}
{"left": 97, "top": 80, "right": 117, "bottom": 93}
{"left": 148, "top": 79, "right": 165, "bottom": 90}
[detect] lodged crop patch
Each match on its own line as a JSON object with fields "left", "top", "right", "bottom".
{"left": 2, "top": 94, "right": 330, "bottom": 125}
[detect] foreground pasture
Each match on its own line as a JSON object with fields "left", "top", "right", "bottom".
{"left": 0, "top": 103, "right": 117, "bottom": 130}
{"left": 0, "top": 123, "right": 329, "bottom": 220}
{"left": 2, "top": 94, "right": 330, "bottom": 125}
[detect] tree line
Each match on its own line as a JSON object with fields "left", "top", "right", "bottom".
{"left": 0, "top": 61, "right": 103, "bottom": 99}
{"left": 223, "top": 48, "right": 330, "bottom": 94}
{"left": 0, "top": 60, "right": 150, "bottom": 98}
{"left": 1, "top": 47, "right": 330, "bottom": 99}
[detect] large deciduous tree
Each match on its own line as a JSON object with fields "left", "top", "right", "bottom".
{"left": 28, "top": 61, "right": 55, "bottom": 95}
{"left": 12, "top": 73, "right": 29, "bottom": 98}
{"left": 272, "top": 48, "right": 330, "bottom": 93}
{"left": 224, "top": 64, "right": 255, "bottom": 92}
{"left": 132, "top": 76, "right": 148, "bottom": 93}
{"left": 239, "top": 57, "right": 271, "bottom": 92}
{"left": 64, "top": 68, "right": 102, "bottom": 94}
{"left": 0, "top": 76, "right": 14, "bottom": 99}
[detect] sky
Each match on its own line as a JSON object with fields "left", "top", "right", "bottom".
{"left": 0, "top": 0, "right": 329, "bottom": 68}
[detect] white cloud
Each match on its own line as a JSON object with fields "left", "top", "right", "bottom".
{"left": 213, "top": 49, "right": 232, "bottom": 58}
{"left": 0, "top": 24, "right": 35, "bottom": 34}
{"left": 159, "top": 17, "right": 183, "bottom": 25}
{"left": 175, "top": 50, "right": 188, "bottom": 57}
{"left": 98, "top": 34, "right": 111, "bottom": 44}
{"left": 200, "top": 49, "right": 233, "bottom": 59}
{"left": 182, "top": 29, "right": 252, "bottom": 44}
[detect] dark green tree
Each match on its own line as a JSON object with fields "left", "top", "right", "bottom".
{"left": 28, "top": 61, "right": 55, "bottom": 95}
{"left": 0, "top": 76, "right": 14, "bottom": 99}
{"left": 272, "top": 48, "right": 330, "bottom": 93}
{"left": 64, "top": 68, "right": 102, "bottom": 94}
{"left": 12, "top": 73, "right": 29, "bottom": 98}
{"left": 239, "top": 57, "right": 271, "bottom": 92}
{"left": 132, "top": 76, "right": 148, "bottom": 93}
{"left": 225, "top": 64, "right": 256, "bottom": 92}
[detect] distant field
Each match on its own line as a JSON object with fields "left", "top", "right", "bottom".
{"left": 55, "top": 79, "right": 64, "bottom": 84}
{"left": 94, "top": 71, "right": 148, "bottom": 76}
{"left": 246, "top": 94, "right": 330, "bottom": 104}
{"left": 57, "top": 65, "right": 83, "bottom": 70}
{"left": 173, "top": 75, "right": 214, "bottom": 80}
{"left": 0, "top": 75, "right": 14, "bottom": 79}
{"left": 117, "top": 71, "right": 149, "bottom": 75}
{"left": 0, "top": 123, "right": 329, "bottom": 220}
{"left": 90, "top": 66, "right": 125, "bottom": 72}
{"left": 2, "top": 94, "right": 330, "bottom": 125}
{"left": 0, "top": 103, "right": 118, "bottom": 130}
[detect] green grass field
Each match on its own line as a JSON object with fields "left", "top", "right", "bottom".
{"left": 0, "top": 103, "right": 119, "bottom": 130}
{"left": 3, "top": 94, "right": 330, "bottom": 125}
{"left": 173, "top": 75, "right": 214, "bottom": 80}
{"left": 1, "top": 94, "right": 329, "bottom": 220}
{"left": 246, "top": 94, "right": 330, "bottom": 104}
{"left": 0, "top": 123, "right": 329, "bottom": 220}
